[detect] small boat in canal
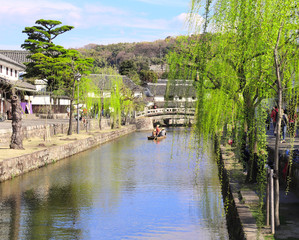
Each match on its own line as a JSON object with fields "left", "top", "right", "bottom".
{"left": 147, "top": 135, "right": 166, "bottom": 140}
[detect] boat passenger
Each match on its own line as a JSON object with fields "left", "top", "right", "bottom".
{"left": 160, "top": 128, "right": 166, "bottom": 136}
{"left": 152, "top": 129, "right": 156, "bottom": 137}
{"left": 155, "top": 125, "right": 161, "bottom": 136}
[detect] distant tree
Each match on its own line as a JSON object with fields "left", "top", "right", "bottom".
{"left": 135, "top": 57, "right": 150, "bottom": 72}
{"left": 161, "top": 71, "right": 169, "bottom": 79}
{"left": 139, "top": 70, "right": 158, "bottom": 84}
{"left": 119, "top": 60, "right": 137, "bottom": 75}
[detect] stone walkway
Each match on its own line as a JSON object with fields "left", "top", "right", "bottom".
{"left": 267, "top": 125, "right": 299, "bottom": 240}
{"left": 0, "top": 118, "right": 69, "bottom": 130}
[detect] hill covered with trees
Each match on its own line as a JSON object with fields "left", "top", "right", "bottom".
{"left": 76, "top": 37, "right": 177, "bottom": 84}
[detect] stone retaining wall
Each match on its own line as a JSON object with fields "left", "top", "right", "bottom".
{"left": 135, "top": 117, "right": 153, "bottom": 131}
{"left": 0, "top": 118, "right": 112, "bottom": 146}
{"left": 0, "top": 125, "right": 136, "bottom": 182}
{"left": 216, "top": 142, "right": 264, "bottom": 240}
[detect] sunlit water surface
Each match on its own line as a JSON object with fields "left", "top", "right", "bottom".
{"left": 0, "top": 129, "right": 229, "bottom": 240}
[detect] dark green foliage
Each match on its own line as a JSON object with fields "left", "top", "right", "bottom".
{"left": 21, "top": 19, "right": 73, "bottom": 81}
{"left": 139, "top": 70, "right": 158, "bottom": 84}
{"left": 22, "top": 19, "right": 73, "bottom": 54}
{"left": 119, "top": 60, "right": 137, "bottom": 75}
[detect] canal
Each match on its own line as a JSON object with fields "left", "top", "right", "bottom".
{"left": 0, "top": 128, "right": 229, "bottom": 240}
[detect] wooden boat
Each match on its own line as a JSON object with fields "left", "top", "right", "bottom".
{"left": 147, "top": 135, "right": 166, "bottom": 140}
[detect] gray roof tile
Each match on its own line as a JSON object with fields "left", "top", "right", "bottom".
{"left": 0, "top": 53, "right": 26, "bottom": 69}
{"left": 0, "top": 50, "right": 31, "bottom": 65}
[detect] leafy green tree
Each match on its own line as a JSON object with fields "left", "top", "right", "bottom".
{"left": 103, "top": 74, "right": 135, "bottom": 128}
{"left": 31, "top": 50, "right": 94, "bottom": 135}
{"left": 119, "top": 60, "right": 137, "bottom": 75}
{"left": 22, "top": 19, "right": 74, "bottom": 89}
{"left": 168, "top": 0, "right": 298, "bottom": 228}
{"left": 22, "top": 19, "right": 95, "bottom": 135}
{"left": 139, "top": 70, "right": 158, "bottom": 84}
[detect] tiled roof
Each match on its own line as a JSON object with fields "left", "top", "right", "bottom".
{"left": 0, "top": 53, "right": 26, "bottom": 69}
{"left": 15, "top": 80, "right": 36, "bottom": 91}
{"left": 122, "top": 76, "right": 144, "bottom": 92}
{"left": 147, "top": 79, "right": 197, "bottom": 97}
{"left": 147, "top": 84, "right": 167, "bottom": 96}
{"left": 0, "top": 77, "right": 36, "bottom": 91}
{"left": 0, "top": 50, "right": 32, "bottom": 65}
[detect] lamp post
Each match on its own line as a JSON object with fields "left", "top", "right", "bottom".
{"left": 75, "top": 72, "right": 81, "bottom": 134}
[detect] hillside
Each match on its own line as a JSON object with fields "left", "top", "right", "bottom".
{"left": 76, "top": 37, "right": 177, "bottom": 79}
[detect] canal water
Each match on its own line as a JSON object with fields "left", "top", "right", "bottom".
{"left": 0, "top": 128, "right": 229, "bottom": 240}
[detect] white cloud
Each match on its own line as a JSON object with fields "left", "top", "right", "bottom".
{"left": 0, "top": 0, "right": 194, "bottom": 49}
{"left": 172, "top": 13, "right": 205, "bottom": 33}
{"left": 135, "top": 0, "right": 187, "bottom": 7}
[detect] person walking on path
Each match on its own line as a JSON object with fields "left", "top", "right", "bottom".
{"left": 281, "top": 109, "right": 288, "bottom": 143}
{"left": 271, "top": 106, "right": 278, "bottom": 135}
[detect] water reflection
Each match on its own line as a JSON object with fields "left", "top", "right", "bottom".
{"left": 0, "top": 128, "right": 228, "bottom": 240}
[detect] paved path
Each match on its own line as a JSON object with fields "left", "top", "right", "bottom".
{"left": 0, "top": 118, "right": 69, "bottom": 130}
{"left": 267, "top": 125, "right": 299, "bottom": 239}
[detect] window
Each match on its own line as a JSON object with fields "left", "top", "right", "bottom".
{"left": 6, "top": 68, "right": 8, "bottom": 75}
{"left": 10, "top": 69, "right": 13, "bottom": 76}
{"left": 0, "top": 65, "right": 2, "bottom": 73}
{"left": 15, "top": 70, "right": 17, "bottom": 77}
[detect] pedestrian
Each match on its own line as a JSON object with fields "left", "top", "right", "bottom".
{"left": 281, "top": 109, "right": 288, "bottom": 143}
{"left": 271, "top": 106, "right": 278, "bottom": 135}
{"left": 266, "top": 109, "right": 271, "bottom": 131}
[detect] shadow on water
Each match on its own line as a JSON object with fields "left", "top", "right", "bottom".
{"left": 0, "top": 128, "right": 229, "bottom": 240}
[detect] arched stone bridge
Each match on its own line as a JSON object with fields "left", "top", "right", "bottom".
{"left": 135, "top": 108, "right": 195, "bottom": 127}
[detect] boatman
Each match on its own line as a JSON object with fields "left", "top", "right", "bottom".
{"left": 155, "top": 125, "right": 161, "bottom": 136}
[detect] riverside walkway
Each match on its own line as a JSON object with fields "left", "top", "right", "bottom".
{"left": 266, "top": 134, "right": 299, "bottom": 239}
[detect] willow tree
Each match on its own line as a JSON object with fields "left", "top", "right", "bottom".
{"left": 103, "top": 75, "right": 135, "bottom": 129}
{"left": 168, "top": 0, "right": 298, "bottom": 228}
{"left": 257, "top": 0, "right": 299, "bottom": 226}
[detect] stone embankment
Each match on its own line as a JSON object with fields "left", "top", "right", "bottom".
{"left": 0, "top": 123, "right": 136, "bottom": 182}
{"left": 218, "top": 145, "right": 265, "bottom": 240}
{"left": 0, "top": 118, "right": 112, "bottom": 146}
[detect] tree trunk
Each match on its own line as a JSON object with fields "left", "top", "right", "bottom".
{"left": 67, "top": 100, "right": 73, "bottom": 135}
{"left": 273, "top": 24, "right": 283, "bottom": 227}
{"left": 67, "top": 79, "right": 77, "bottom": 135}
{"left": 10, "top": 94, "right": 24, "bottom": 149}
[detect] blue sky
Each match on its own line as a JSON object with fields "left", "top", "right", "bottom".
{"left": 0, "top": 0, "right": 199, "bottom": 50}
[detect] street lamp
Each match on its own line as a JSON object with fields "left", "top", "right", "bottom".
{"left": 75, "top": 72, "right": 81, "bottom": 134}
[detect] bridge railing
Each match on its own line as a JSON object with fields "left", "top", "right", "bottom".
{"left": 135, "top": 108, "right": 195, "bottom": 118}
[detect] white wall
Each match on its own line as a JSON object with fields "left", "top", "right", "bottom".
{"left": 30, "top": 95, "right": 70, "bottom": 106}
{"left": 154, "top": 96, "right": 165, "bottom": 102}
{"left": 31, "top": 95, "right": 52, "bottom": 105}
{"left": 0, "top": 61, "right": 20, "bottom": 81}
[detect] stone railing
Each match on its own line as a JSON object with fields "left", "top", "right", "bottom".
{"left": 135, "top": 108, "right": 195, "bottom": 118}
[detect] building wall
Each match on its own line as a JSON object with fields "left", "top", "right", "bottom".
{"left": 154, "top": 96, "right": 164, "bottom": 102}
{"left": 0, "top": 60, "right": 21, "bottom": 81}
